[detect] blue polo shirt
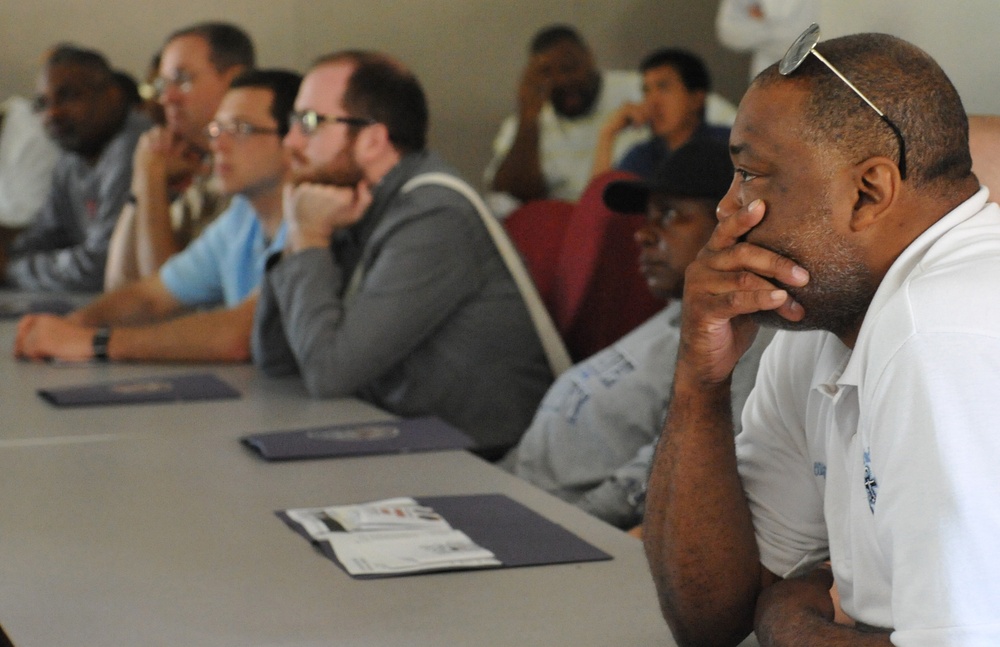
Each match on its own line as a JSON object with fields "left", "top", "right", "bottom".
{"left": 159, "top": 195, "right": 286, "bottom": 307}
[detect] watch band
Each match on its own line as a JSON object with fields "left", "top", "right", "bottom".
{"left": 92, "top": 327, "right": 111, "bottom": 362}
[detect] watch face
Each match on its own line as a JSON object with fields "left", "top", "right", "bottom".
{"left": 93, "top": 327, "right": 111, "bottom": 360}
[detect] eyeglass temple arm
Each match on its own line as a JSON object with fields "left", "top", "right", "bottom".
{"left": 809, "top": 49, "right": 908, "bottom": 179}
{"left": 809, "top": 49, "right": 882, "bottom": 116}
{"left": 879, "top": 115, "right": 907, "bottom": 178}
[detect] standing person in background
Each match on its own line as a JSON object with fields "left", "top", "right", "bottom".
{"left": 104, "top": 21, "right": 254, "bottom": 290}
{"left": 1, "top": 44, "right": 150, "bottom": 291}
{"left": 716, "top": 0, "right": 820, "bottom": 81}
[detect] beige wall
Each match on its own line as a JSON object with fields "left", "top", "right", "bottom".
{"left": 4, "top": 1, "right": 997, "bottom": 184}
{"left": 0, "top": 0, "right": 748, "bottom": 184}
{"left": 820, "top": 0, "right": 1000, "bottom": 115}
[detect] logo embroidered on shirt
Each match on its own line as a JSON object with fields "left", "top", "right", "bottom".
{"left": 813, "top": 462, "right": 827, "bottom": 477}
{"left": 863, "top": 448, "right": 879, "bottom": 513}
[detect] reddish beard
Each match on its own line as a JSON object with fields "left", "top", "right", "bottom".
{"left": 289, "top": 143, "right": 364, "bottom": 187}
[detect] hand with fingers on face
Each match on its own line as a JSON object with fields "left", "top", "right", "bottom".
{"left": 517, "top": 56, "right": 552, "bottom": 122}
{"left": 601, "top": 101, "right": 650, "bottom": 138}
{"left": 283, "top": 180, "right": 373, "bottom": 253}
{"left": 15, "top": 314, "right": 96, "bottom": 362}
{"left": 678, "top": 197, "right": 810, "bottom": 385}
{"left": 132, "top": 126, "right": 205, "bottom": 194}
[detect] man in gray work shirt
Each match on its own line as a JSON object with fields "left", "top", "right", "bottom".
{"left": 252, "top": 50, "right": 552, "bottom": 458}
{"left": 502, "top": 138, "right": 773, "bottom": 528}
{"left": 1, "top": 44, "right": 150, "bottom": 291}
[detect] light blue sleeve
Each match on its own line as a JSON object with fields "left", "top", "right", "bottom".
{"left": 159, "top": 198, "right": 243, "bottom": 307}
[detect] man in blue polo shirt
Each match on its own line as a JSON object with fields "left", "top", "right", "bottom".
{"left": 14, "top": 69, "right": 300, "bottom": 363}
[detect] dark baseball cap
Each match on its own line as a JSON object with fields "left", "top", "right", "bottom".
{"left": 603, "top": 137, "right": 734, "bottom": 213}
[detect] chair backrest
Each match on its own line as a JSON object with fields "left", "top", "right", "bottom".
{"left": 969, "top": 115, "right": 1000, "bottom": 197}
{"left": 551, "top": 170, "right": 665, "bottom": 361}
{"left": 502, "top": 199, "right": 574, "bottom": 307}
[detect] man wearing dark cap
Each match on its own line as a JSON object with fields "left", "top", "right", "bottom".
{"left": 501, "top": 137, "right": 774, "bottom": 529}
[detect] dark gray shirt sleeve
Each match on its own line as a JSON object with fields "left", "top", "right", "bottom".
{"left": 251, "top": 252, "right": 299, "bottom": 376}
{"left": 7, "top": 172, "right": 124, "bottom": 291}
{"left": 252, "top": 203, "right": 483, "bottom": 398}
{"left": 6, "top": 112, "right": 147, "bottom": 291}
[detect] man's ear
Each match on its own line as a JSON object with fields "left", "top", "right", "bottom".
{"left": 353, "top": 122, "right": 393, "bottom": 163}
{"left": 222, "top": 64, "right": 245, "bottom": 86}
{"left": 850, "top": 156, "right": 900, "bottom": 232}
{"left": 690, "top": 89, "right": 707, "bottom": 114}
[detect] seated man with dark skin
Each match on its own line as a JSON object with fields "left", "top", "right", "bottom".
{"left": 643, "top": 27, "right": 1000, "bottom": 646}
{"left": 15, "top": 70, "right": 299, "bottom": 363}
{"left": 484, "top": 25, "right": 644, "bottom": 207}
{"left": 1, "top": 45, "right": 150, "bottom": 291}
{"left": 503, "top": 138, "right": 772, "bottom": 529}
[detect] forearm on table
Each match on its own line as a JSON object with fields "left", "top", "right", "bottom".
{"left": 267, "top": 248, "right": 354, "bottom": 395}
{"left": 756, "top": 603, "right": 892, "bottom": 647}
{"left": 643, "top": 372, "right": 764, "bottom": 646}
{"left": 269, "top": 238, "right": 470, "bottom": 397}
{"left": 271, "top": 275, "right": 390, "bottom": 397}
{"left": 70, "top": 276, "right": 181, "bottom": 327}
{"left": 106, "top": 297, "right": 255, "bottom": 362}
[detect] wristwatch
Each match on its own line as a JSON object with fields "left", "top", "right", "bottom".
{"left": 92, "top": 327, "right": 111, "bottom": 362}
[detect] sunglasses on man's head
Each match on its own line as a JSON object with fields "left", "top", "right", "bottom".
{"left": 780, "top": 23, "right": 907, "bottom": 179}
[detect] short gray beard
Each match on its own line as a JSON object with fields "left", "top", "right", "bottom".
{"left": 750, "top": 210, "right": 878, "bottom": 339}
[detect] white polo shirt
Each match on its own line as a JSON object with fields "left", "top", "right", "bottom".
{"left": 737, "top": 188, "right": 1000, "bottom": 644}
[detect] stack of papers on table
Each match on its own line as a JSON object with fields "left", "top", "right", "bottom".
{"left": 278, "top": 493, "right": 612, "bottom": 579}
{"left": 284, "top": 497, "right": 501, "bottom": 576}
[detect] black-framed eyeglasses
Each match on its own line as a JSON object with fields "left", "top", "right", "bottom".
{"left": 152, "top": 71, "right": 196, "bottom": 97}
{"left": 205, "top": 120, "right": 280, "bottom": 141}
{"left": 288, "top": 110, "right": 376, "bottom": 136}
{"left": 780, "top": 23, "right": 907, "bottom": 179}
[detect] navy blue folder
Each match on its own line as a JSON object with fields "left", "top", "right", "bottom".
{"left": 277, "top": 493, "right": 613, "bottom": 579}
{"left": 38, "top": 372, "right": 240, "bottom": 407}
{"left": 242, "top": 416, "right": 475, "bottom": 460}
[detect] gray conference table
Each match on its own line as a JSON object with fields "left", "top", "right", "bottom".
{"left": 0, "top": 317, "right": 685, "bottom": 647}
